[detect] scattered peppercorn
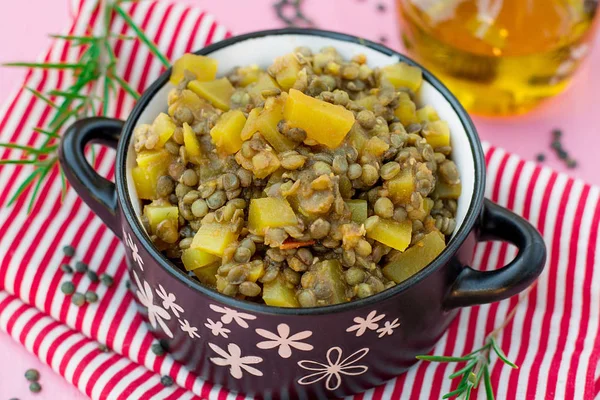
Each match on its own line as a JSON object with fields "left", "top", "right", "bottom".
{"left": 63, "top": 245, "right": 75, "bottom": 258}
{"left": 61, "top": 281, "right": 75, "bottom": 295}
{"left": 160, "top": 375, "right": 174, "bottom": 387}
{"left": 151, "top": 343, "right": 165, "bottom": 356}
{"left": 98, "top": 343, "right": 109, "bottom": 352}
{"left": 125, "top": 280, "right": 131, "bottom": 290}
{"left": 379, "top": 35, "right": 388, "bottom": 43}
{"left": 9, "top": 397, "right": 19, "bottom": 400}
{"left": 71, "top": 292, "right": 85, "bottom": 307}
{"left": 74, "top": 261, "right": 88, "bottom": 273}
{"left": 85, "top": 291, "right": 98, "bottom": 304}
{"left": 24, "top": 369, "right": 40, "bottom": 382}
{"left": 159, "top": 339, "right": 170, "bottom": 352}
{"left": 376, "top": 2, "right": 386, "bottom": 12}
{"left": 60, "top": 263, "right": 73, "bottom": 274}
{"left": 86, "top": 270, "right": 99, "bottom": 283}
{"left": 549, "top": 128, "right": 578, "bottom": 169}
{"left": 100, "top": 273, "right": 114, "bottom": 287}
{"left": 536, "top": 153, "right": 545, "bottom": 162}
{"left": 29, "top": 382, "right": 42, "bottom": 393}
{"left": 552, "top": 128, "right": 562, "bottom": 139}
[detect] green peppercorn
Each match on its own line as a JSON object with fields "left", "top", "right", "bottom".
{"left": 100, "top": 273, "right": 114, "bottom": 287}
{"left": 86, "top": 270, "right": 99, "bottom": 283}
{"left": 160, "top": 375, "right": 174, "bottom": 387}
{"left": 29, "top": 382, "right": 42, "bottom": 393}
{"left": 151, "top": 343, "right": 165, "bottom": 356}
{"left": 61, "top": 281, "right": 75, "bottom": 295}
{"left": 24, "top": 369, "right": 40, "bottom": 382}
{"left": 63, "top": 245, "right": 75, "bottom": 258}
{"left": 74, "top": 261, "right": 88, "bottom": 273}
{"left": 60, "top": 263, "right": 73, "bottom": 274}
{"left": 71, "top": 292, "right": 85, "bottom": 307}
{"left": 85, "top": 291, "right": 98, "bottom": 304}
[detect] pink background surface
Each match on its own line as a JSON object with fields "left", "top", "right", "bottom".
{"left": 0, "top": 0, "right": 598, "bottom": 398}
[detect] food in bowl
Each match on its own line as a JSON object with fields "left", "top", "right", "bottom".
{"left": 131, "top": 47, "right": 461, "bottom": 307}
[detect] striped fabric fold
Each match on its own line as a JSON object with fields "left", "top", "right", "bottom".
{"left": 0, "top": 0, "right": 599, "bottom": 399}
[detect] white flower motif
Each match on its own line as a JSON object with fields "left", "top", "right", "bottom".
{"left": 346, "top": 310, "right": 385, "bottom": 337}
{"left": 209, "top": 304, "right": 256, "bottom": 328}
{"left": 156, "top": 284, "right": 184, "bottom": 318}
{"left": 125, "top": 232, "right": 144, "bottom": 270}
{"left": 297, "top": 347, "right": 369, "bottom": 391}
{"left": 376, "top": 318, "right": 400, "bottom": 338}
{"left": 209, "top": 342, "right": 263, "bottom": 379}
{"left": 133, "top": 271, "right": 172, "bottom": 338}
{"left": 179, "top": 319, "right": 200, "bottom": 338}
{"left": 256, "top": 323, "right": 313, "bottom": 358}
{"left": 205, "top": 318, "right": 231, "bottom": 338}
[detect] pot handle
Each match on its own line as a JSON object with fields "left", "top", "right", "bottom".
{"left": 59, "top": 117, "right": 124, "bottom": 239}
{"left": 444, "top": 199, "right": 546, "bottom": 309}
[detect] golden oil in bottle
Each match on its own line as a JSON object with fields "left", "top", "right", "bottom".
{"left": 397, "top": 0, "right": 599, "bottom": 115}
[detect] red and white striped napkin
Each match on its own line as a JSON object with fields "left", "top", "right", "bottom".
{"left": 0, "top": 1, "right": 599, "bottom": 399}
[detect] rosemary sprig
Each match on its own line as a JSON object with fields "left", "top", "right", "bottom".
{"left": 1, "top": 0, "right": 169, "bottom": 212}
{"left": 416, "top": 286, "right": 533, "bottom": 399}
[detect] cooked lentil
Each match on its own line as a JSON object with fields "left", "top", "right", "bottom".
{"left": 85, "top": 291, "right": 99, "bottom": 303}
{"left": 63, "top": 245, "right": 75, "bottom": 258}
{"left": 61, "top": 281, "right": 75, "bottom": 295}
{"left": 24, "top": 369, "right": 40, "bottom": 382}
{"left": 71, "top": 292, "right": 85, "bottom": 307}
{"left": 29, "top": 382, "right": 42, "bottom": 393}
{"left": 74, "top": 261, "right": 88, "bottom": 273}
{"left": 86, "top": 270, "right": 99, "bottom": 283}
{"left": 132, "top": 49, "right": 461, "bottom": 307}
{"left": 100, "top": 273, "right": 114, "bottom": 287}
{"left": 60, "top": 263, "right": 73, "bottom": 274}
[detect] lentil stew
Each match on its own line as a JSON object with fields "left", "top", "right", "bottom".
{"left": 131, "top": 48, "right": 462, "bottom": 308}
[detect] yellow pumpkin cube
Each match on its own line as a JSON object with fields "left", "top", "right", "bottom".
{"left": 144, "top": 204, "right": 179, "bottom": 234}
{"left": 383, "top": 231, "right": 446, "bottom": 283}
{"left": 382, "top": 62, "right": 423, "bottom": 92}
{"left": 236, "top": 64, "right": 262, "bottom": 87}
{"left": 312, "top": 260, "right": 348, "bottom": 304}
{"left": 152, "top": 113, "right": 176, "bottom": 147}
{"left": 366, "top": 218, "right": 413, "bottom": 251}
{"left": 355, "top": 95, "right": 378, "bottom": 111}
{"left": 183, "top": 122, "right": 202, "bottom": 157}
{"left": 192, "top": 261, "right": 220, "bottom": 286}
{"left": 191, "top": 223, "right": 239, "bottom": 256}
{"left": 262, "top": 275, "right": 299, "bottom": 308}
{"left": 416, "top": 105, "right": 440, "bottom": 123}
{"left": 240, "top": 107, "right": 262, "bottom": 140}
{"left": 132, "top": 166, "right": 156, "bottom": 200}
{"left": 182, "top": 248, "right": 220, "bottom": 271}
{"left": 247, "top": 73, "right": 280, "bottom": 105}
{"left": 136, "top": 149, "right": 171, "bottom": 169}
{"left": 170, "top": 53, "right": 218, "bottom": 85}
{"left": 210, "top": 110, "right": 246, "bottom": 155}
{"left": 248, "top": 197, "right": 297, "bottom": 235}
{"left": 394, "top": 96, "right": 418, "bottom": 126}
{"left": 386, "top": 169, "right": 415, "bottom": 204}
{"left": 422, "top": 120, "right": 450, "bottom": 149}
{"left": 255, "top": 96, "right": 296, "bottom": 152}
{"left": 363, "top": 136, "right": 390, "bottom": 157}
{"left": 270, "top": 53, "right": 301, "bottom": 90}
{"left": 283, "top": 89, "right": 355, "bottom": 148}
{"left": 433, "top": 181, "right": 462, "bottom": 199}
{"left": 247, "top": 260, "right": 265, "bottom": 282}
{"left": 188, "top": 77, "right": 234, "bottom": 111}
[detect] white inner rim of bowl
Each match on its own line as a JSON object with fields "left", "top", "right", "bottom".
{"left": 126, "top": 33, "right": 476, "bottom": 240}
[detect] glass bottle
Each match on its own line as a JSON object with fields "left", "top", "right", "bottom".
{"left": 397, "top": 0, "right": 599, "bottom": 115}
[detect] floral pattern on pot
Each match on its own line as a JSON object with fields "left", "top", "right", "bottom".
{"left": 123, "top": 229, "right": 144, "bottom": 270}
{"left": 208, "top": 342, "right": 263, "bottom": 379}
{"left": 205, "top": 318, "right": 231, "bottom": 338}
{"left": 255, "top": 323, "right": 313, "bottom": 359}
{"left": 209, "top": 304, "right": 256, "bottom": 328}
{"left": 346, "top": 310, "right": 385, "bottom": 337}
{"left": 297, "top": 347, "right": 370, "bottom": 391}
